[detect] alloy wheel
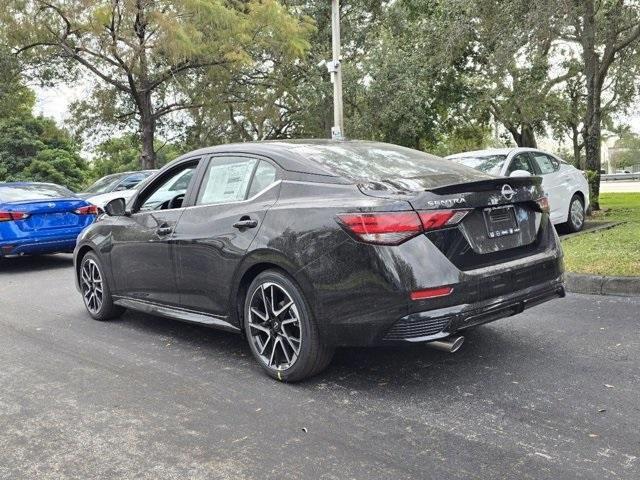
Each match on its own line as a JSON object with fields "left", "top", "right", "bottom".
{"left": 81, "top": 258, "right": 103, "bottom": 314}
{"left": 247, "top": 282, "right": 302, "bottom": 371}
{"left": 570, "top": 198, "right": 584, "bottom": 229}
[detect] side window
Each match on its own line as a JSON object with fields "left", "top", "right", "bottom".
{"left": 116, "top": 174, "right": 146, "bottom": 191}
{"left": 507, "top": 154, "right": 536, "bottom": 175}
{"left": 137, "top": 162, "right": 198, "bottom": 211}
{"left": 531, "top": 153, "right": 559, "bottom": 174}
{"left": 247, "top": 161, "right": 277, "bottom": 198}
{"left": 197, "top": 157, "right": 257, "bottom": 205}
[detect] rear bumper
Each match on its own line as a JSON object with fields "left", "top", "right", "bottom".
{"left": 0, "top": 236, "right": 78, "bottom": 256}
{"left": 380, "top": 276, "right": 565, "bottom": 344}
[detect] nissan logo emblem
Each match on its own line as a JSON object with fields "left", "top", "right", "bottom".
{"left": 501, "top": 184, "right": 515, "bottom": 201}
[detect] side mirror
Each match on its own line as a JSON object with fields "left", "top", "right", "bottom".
{"left": 104, "top": 197, "right": 127, "bottom": 216}
{"left": 509, "top": 169, "right": 532, "bottom": 177}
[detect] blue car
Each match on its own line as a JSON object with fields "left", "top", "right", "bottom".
{"left": 0, "top": 182, "right": 97, "bottom": 257}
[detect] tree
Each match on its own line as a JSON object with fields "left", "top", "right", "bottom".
{"left": 558, "top": 0, "right": 640, "bottom": 209}
{"left": 3, "top": 0, "right": 313, "bottom": 169}
{"left": 0, "top": 114, "right": 89, "bottom": 190}
{"left": 88, "top": 133, "right": 182, "bottom": 181}
{"left": 612, "top": 132, "right": 640, "bottom": 171}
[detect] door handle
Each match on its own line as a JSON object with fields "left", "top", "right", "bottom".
{"left": 233, "top": 217, "right": 258, "bottom": 229}
{"left": 156, "top": 226, "right": 173, "bottom": 236}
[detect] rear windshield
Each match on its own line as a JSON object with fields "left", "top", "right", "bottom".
{"left": 84, "top": 174, "right": 127, "bottom": 194}
{"left": 291, "top": 142, "right": 491, "bottom": 189}
{"left": 449, "top": 154, "right": 507, "bottom": 176}
{"left": 0, "top": 184, "right": 76, "bottom": 202}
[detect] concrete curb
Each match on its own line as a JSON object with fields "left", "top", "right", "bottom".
{"left": 566, "top": 273, "right": 640, "bottom": 297}
{"left": 560, "top": 221, "right": 624, "bottom": 240}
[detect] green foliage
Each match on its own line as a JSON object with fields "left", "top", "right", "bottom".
{"left": 21, "top": 148, "right": 87, "bottom": 191}
{"left": 0, "top": 114, "right": 89, "bottom": 191}
{"left": 613, "top": 133, "right": 640, "bottom": 170}
{"left": 88, "top": 134, "right": 182, "bottom": 181}
{"left": 0, "top": 43, "right": 89, "bottom": 190}
{"left": 2, "top": 0, "right": 314, "bottom": 167}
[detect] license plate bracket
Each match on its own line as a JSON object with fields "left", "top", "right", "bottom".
{"left": 483, "top": 205, "right": 520, "bottom": 238}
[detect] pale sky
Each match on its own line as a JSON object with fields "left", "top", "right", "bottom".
{"left": 33, "top": 83, "right": 640, "bottom": 146}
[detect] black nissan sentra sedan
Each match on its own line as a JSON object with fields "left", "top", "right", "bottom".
{"left": 74, "top": 140, "right": 565, "bottom": 381}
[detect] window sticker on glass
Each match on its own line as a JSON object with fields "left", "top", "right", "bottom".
{"left": 199, "top": 159, "right": 257, "bottom": 205}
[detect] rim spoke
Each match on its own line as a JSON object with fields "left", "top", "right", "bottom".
{"left": 279, "top": 336, "right": 291, "bottom": 364}
{"left": 250, "top": 307, "right": 268, "bottom": 322}
{"left": 281, "top": 331, "right": 300, "bottom": 355}
{"left": 258, "top": 335, "right": 272, "bottom": 355}
{"left": 272, "top": 300, "right": 293, "bottom": 317}
{"left": 268, "top": 337, "right": 278, "bottom": 367}
{"left": 249, "top": 322, "right": 270, "bottom": 334}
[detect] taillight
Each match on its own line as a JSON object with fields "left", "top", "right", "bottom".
{"left": 74, "top": 205, "right": 99, "bottom": 215}
{"left": 336, "top": 210, "right": 469, "bottom": 245}
{"left": 0, "top": 211, "right": 30, "bottom": 222}
{"left": 536, "top": 196, "right": 550, "bottom": 214}
{"left": 418, "top": 210, "right": 469, "bottom": 230}
{"left": 336, "top": 212, "right": 422, "bottom": 245}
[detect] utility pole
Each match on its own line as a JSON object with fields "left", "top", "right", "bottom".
{"left": 329, "top": 0, "right": 344, "bottom": 140}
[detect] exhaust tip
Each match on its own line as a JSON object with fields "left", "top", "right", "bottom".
{"left": 426, "top": 335, "right": 465, "bottom": 353}
{"left": 449, "top": 335, "right": 464, "bottom": 353}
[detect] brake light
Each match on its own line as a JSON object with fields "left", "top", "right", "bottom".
{"left": 336, "top": 212, "right": 422, "bottom": 245}
{"left": 0, "top": 211, "right": 30, "bottom": 222}
{"left": 410, "top": 286, "right": 453, "bottom": 300}
{"left": 336, "top": 210, "right": 469, "bottom": 245}
{"left": 74, "top": 205, "right": 99, "bottom": 215}
{"left": 536, "top": 196, "right": 550, "bottom": 214}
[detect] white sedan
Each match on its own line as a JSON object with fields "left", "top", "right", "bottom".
{"left": 447, "top": 148, "right": 590, "bottom": 232}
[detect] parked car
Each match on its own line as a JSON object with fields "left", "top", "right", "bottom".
{"left": 446, "top": 148, "right": 589, "bottom": 232}
{"left": 0, "top": 182, "right": 98, "bottom": 257}
{"left": 74, "top": 140, "right": 565, "bottom": 381}
{"left": 79, "top": 170, "right": 156, "bottom": 210}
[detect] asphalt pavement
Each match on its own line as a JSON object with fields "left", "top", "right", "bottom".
{"left": 1, "top": 254, "right": 639, "bottom": 480}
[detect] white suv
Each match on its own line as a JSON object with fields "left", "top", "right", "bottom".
{"left": 447, "top": 148, "right": 590, "bottom": 232}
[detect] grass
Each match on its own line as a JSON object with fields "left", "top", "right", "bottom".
{"left": 561, "top": 192, "right": 640, "bottom": 276}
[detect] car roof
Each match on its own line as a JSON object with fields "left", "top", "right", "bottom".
{"left": 172, "top": 139, "right": 439, "bottom": 178}
{"left": 0, "top": 181, "right": 62, "bottom": 188}
{"left": 446, "top": 147, "right": 544, "bottom": 158}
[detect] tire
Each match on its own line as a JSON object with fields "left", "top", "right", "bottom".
{"left": 243, "top": 270, "right": 334, "bottom": 382}
{"left": 563, "top": 194, "right": 585, "bottom": 233}
{"left": 79, "top": 251, "right": 125, "bottom": 321}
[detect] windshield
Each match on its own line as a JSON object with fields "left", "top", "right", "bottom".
{"left": 84, "top": 174, "right": 127, "bottom": 194}
{"left": 0, "top": 184, "right": 76, "bottom": 202}
{"left": 449, "top": 154, "right": 507, "bottom": 176}
{"left": 291, "top": 141, "right": 491, "bottom": 190}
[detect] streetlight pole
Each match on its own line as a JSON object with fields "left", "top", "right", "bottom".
{"left": 330, "top": 0, "right": 344, "bottom": 140}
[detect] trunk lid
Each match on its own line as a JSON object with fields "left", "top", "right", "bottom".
{"left": 360, "top": 176, "right": 546, "bottom": 259}
{"left": 4, "top": 198, "right": 90, "bottom": 232}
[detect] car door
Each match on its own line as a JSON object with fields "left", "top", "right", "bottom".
{"left": 527, "top": 152, "right": 567, "bottom": 223}
{"left": 109, "top": 158, "right": 202, "bottom": 306}
{"left": 173, "top": 155, "right": 281, "bottom": 316}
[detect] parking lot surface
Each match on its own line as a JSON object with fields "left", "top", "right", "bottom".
{"left": 1, "top": 254, "right": 639, "bottom": 479}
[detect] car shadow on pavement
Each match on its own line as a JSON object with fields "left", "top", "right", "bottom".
{"left": 116, "top": 308, "right": 537, "bottom": 392}
{"left": 0, "top": 254, "right": 74, "bottom": 274}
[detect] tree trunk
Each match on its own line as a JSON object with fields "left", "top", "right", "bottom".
{"left": 519, "top": 124, "right": 537, "bottom": 148}
{"left": 581, "top": 0, "right": 601, "bottom": 210}
{"left": 509, "top": 124, "right": 537, "bottom": 148}
{"left": 571, "top": 124, "right": 583, "bottom": 168}
{"left": 139, "top": 92, "right": 156, "bottom": 170}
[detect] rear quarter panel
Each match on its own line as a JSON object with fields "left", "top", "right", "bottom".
{"left": 241, "top": 179, "right": 415, "bottom": 345}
